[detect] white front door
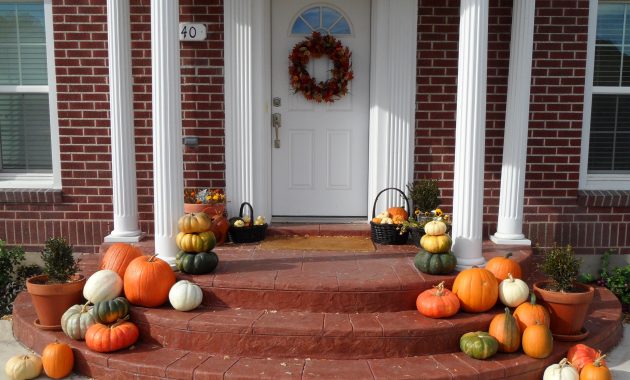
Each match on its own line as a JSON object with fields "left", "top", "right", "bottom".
{"left": 271, "top": 0, "right": 370, "bottom": 217}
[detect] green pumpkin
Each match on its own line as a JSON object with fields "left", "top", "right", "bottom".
{"left": 460, "top": 331, "right": 499, "bottom": 360}
{"left": 61, "top": 303, "right": 96, "bottom": 340}
{"left": 93, "top": 296, "right": 130, "bottom": 324}
{"left": 176, "top": 251, "right": 219, "bottom": 275}
{"left": 414, "top": 250, "right": 457, "bottom": 275}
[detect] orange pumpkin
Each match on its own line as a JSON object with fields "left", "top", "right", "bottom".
{"left": 580, "top": 355, "right": 611, "bottom": 380}
{"left": 387, "top": 207, "right": 408, "bottom": 220}
{"left": 416, "top": 281, "right": 460, "bottom": 319}
{"left": 123, "top": 254, "right": 176, "bottom": 307}
{"left": 210, "top": 214, "right": 230, "bottom": 245}
{"left": 488, "top": 307, "right": 521, "bottom": 353}
{"left": 568, "top": 344, "right": 607, "bottom": 373}
{"left": 452, "top": 267, "right": 498, "bottom": 313}
{"left": 41, "top": 342, "right": 74, "bottom": 379}
{"left": 85, "top": 320, "right": 139, "bottom": 353}
{"left": 485, "top": 252, "right": 522, "bottom": 281}
{"left": 522, "top": 322, "right": 553, "bottom": 359}
{"left": 99, "top": 243, "right": 143, "bottom": 280}
{"left": 513, "top": 293, "right": 550, "bottom": 332}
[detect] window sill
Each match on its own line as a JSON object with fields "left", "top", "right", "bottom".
{"left": 0, "top": 188, "right": 63, "bottom": 204}
{"left": 577, "top": 190, "right": 630, "bottom": 207}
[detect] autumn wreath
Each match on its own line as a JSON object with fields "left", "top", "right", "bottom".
{"left": 288, "top": 32, "right": 353, "bottom": 103}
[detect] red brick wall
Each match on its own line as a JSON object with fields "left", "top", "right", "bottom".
{"left": 0, "top": 0, "right": 224, "bottom": 253}
{"left": 416, "top": 0, "right": 630, "bottom": 255}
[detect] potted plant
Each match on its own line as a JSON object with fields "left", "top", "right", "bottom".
{"left": 26, "top": 237, "right": 85, "bottom": 330}
{"left": 407, "top": 179, "right": 441, "bottom": 216}
{"left": 184, "top": 188, "right": 226, "bottom": 216}
{"left": 533, "top": 244, "right": 594, "bottom": 341}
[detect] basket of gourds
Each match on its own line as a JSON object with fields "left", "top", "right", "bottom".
{"left": 228, "top": 202, "right": 268, "bottom": 243}
{"left": 370, "top": 187, "right": 411, "bottom": 244}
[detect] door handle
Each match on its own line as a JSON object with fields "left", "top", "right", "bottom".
{"left": 272, "top": 113, "right": 281, "bottom": 148}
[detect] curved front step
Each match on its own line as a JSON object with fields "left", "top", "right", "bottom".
{"left": 130, "top": 304, "right": 499, "bottom": 359}
{"left": 12, "top": 290, "right": 624, "bottom": 380}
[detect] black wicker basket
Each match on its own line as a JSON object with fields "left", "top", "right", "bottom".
{"left": 370, "top": 187, "right": 411, "bottom": 245}
{"left": 228, "top": 202, "right": 267, "bottom": 243}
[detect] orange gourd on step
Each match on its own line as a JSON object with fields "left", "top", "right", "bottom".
{"left": 452, "top": 267, "right": 498, "bottom": 313}
{"left": 579, "top": 355, "right": 611, "bottom": 380}
{"left": 488, "top": 307, "right": 521, "bottom": 353}
{"left": 485, "top": 252, "right": 522, "bottom": 281}
{"left": 568, "top": 344, "right": 607, "bottom": 373}
{"left": 416, "top": 281, "right": 460, "bottom": 318}
{"left": 522, "top": 322, "right": 553, "bottom": 359}
{"left": 99, "top": 243, "right": 143, "bottom": 280}
{"left": 513, "top": 293, "right": 550, "bottom": 332}
{"left": 123, "top": 254, "right": 175, "bottom": 307}
{"left": 85, "top": 319, "right": 139, "bottom": 353}
{"left": 41, "top": 342, "right": 74, "bottom": 379}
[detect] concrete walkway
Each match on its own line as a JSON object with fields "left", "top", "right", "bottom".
{"left": 0, "top": 318, "right": 628, "bottom": 380}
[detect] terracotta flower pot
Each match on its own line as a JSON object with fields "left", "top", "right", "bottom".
{"left": 26, "top": 274, "right": 86, "bottom": 330}
{"left": 533, "top": 281, "right": 594, "bottom": 339}
{"left": 183, "top": 203, "right": 225, "bottom": 217}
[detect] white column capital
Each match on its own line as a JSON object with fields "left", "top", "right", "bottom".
{"left": 452, "top": 0, "right": 489, "bottom": 268}
{"left": 491, "top": 0, "right": 535, "bottom": 246}
{"left": 151, "top": 0, "right": 183, "bottom": 266}
{"left": 104, "top": 0, "right": 143, "bottom": 243}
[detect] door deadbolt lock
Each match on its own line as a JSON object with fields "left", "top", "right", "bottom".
{"left": 273, "top": 97, "right": 281, "bottom": 107}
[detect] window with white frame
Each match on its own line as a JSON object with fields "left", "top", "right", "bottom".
{"left": 0, "top": 1, "right": 59, "bottom": 188}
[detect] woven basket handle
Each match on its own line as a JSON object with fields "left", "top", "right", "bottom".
{"left": 239, "top": 202, "right": 254, "bottom": 219}
{"left": 371, "top": 187, "right": 410, "bottom": 218}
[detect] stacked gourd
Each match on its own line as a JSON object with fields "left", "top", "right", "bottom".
{"left": 176, "top": 213, "right": 219, "bottom": 275}
{"left": 413, "top": 220, "right": 456, "bottom": 275}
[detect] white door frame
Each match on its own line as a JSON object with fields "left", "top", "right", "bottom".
{"left": 224, "top": 0, "right": 418, "bottom": 221}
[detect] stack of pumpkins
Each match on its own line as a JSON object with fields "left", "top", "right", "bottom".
{"left": 413, "top": 219, "right": 456, "bottom": 275}
{"left": 176, "top": 213, "right": 219, "bottom": 275}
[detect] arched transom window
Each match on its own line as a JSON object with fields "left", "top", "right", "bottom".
{"left": 290, "top": 5, "right": 352, "bottom": 36}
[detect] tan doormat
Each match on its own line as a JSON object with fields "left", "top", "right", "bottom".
{"left": 260, "top": 236, "right": 375, "bottom": 252}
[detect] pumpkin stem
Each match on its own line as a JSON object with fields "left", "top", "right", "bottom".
{"left": 81, "top": 300, "right": 91, "bottom": 313}
{"left": 147, "top": 254, "right": 158, "bottom": 262}
{"left": 507, "top": 273, "right": 514, "bottom": 282}
{"left": 110, "top": 315, "right": 130, "bottom": 329}
{"left": 504, "top": 306, "right": 511, "bottom": 315}
{"left": 593, "top": 354, "right": 607, "bottom": 367}
{"left": 529, "top": 292, "right": 537, "bottom": 305}
{"left": 433, "top": 281, "right": 445, "bottom": 296}
{"left": 558, "top": 358, "right": 568, "bottom": 367}
{"left": 505, "top": 252, "right": 513, "bottom": 259}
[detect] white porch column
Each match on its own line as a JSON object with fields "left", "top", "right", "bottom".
{"left": 151, "top": 0, "right": 183, "bottom": 265}
{"left": 452, "top": 0, "right": 489, "bottom": 267}
{"left": 368, "top": 0, "right": 418, "bottom": 212}
{"left": 224, "top": 0, "right": 271, "bottom": 220}
{"left": 490, "top": 0, "right": 535, "bottom": 246}
{"left": 104, "top": 0, "right": 143, "bottom": 243}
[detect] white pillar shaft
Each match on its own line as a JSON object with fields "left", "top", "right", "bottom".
{"left": 452, "top": 0, "right": 488, "bottom": 267}
{"left": 151, "top": 0, "right": 183, "bottom": 264}
{"left": 105, "top": 0, "right": 142, "bottom": 243}
{"left": 491, "top": 0, "right": 535, "bottom": 245}
{"left": 368, "top": 0, "right": 417, "bottom": 213}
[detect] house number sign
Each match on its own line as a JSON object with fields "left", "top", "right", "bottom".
{"left": 179, "top": 23, "right": 207, "bottom": 41}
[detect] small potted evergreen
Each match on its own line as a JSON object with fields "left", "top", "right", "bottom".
{"left": 26, "top": 237, "right": 85, "bottom": 330}
{"left": 533, "top": 244, "right": 594, "bottom": 340}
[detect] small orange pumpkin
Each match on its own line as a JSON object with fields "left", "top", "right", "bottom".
{"left": 485, "top": 252, "right": 522, "bottom": 281}
{"left": 452, "top": 267, "right": 498, "bottom": 313}
{"left": 522, "top": 322, "right": 553, "bottom": 359}
{"left": 85, "top": 319, "right": 139, "bottom": 353}
{"left": 416, "top": 281, "right": 460, "bottom": 319}
{"left": 580, "top": 355, "right": 611, "bottom": 380}
{"left": 99, "top": 243, "right": 143, "bottom": 280}
{"left": 387, "top": 207, "right": 408, "bottom": 220}
{"left": 123, "top": 254, "right": 176, "bottom": 307}
{"left": 513, "top": 293, "right": 550, "bottom": 332}
{"left": 488, "top": 307, "right": 521, "bottom": 353}
{"left": 41, "top": 341, "right": 74, "bottom": 379}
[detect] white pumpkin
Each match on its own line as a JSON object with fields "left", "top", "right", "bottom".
{"left": 498, "top": 273, "right": 529, "bottom": 307}
{"left": 4, "top": 354, "right": 42, "bottom": 380}
{"left": 169, "top": 280, "right": 203, "bottom": 312}
{"left": 83, "top": 269, "right": 123, "bottom": 303}
{"left": 424, "top": 220, "right": 447, "bottom": 236}
{"left": 543, "top": 358, "right": 579, "bottom": 380}
{"left": 61, "top": 302, "right": 96, "bottom": 340}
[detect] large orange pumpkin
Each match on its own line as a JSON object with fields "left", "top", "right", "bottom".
{"left": 485, "top": 252, "right": 522, "bottom": 281}
{"left": 123, "top": 254, "right": 176, "bottom": 307}
{"left": 568, "top": 344, "right": 607, "bottom": 373}
{"left": 488, "top": 307, "right": 520, "bottom": 353}
{"left": 99, "top": 243, "right": 143, "bottom": 280}
{"left": 387, "top": 207, "right": 408, "bottom": 221}
{"left": 522, "top": 322, "right": 553, "bottom": 359}
{"left": 452, "top": 267, "right": 498, "bottom": 313}
{"left": 416, "top": 281, "right": 460, "bottom": 319}
{"left": 513, "top": 293, "right": 550, "bottom": 332}
{"left": 580, "top": 355, "right": 611, "bottom": 380}
{"left": 85, "top": 320, "right": 139, "bottom": 353}
{"left": 41, "top": 342, "right": 74, "bottom": 379}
